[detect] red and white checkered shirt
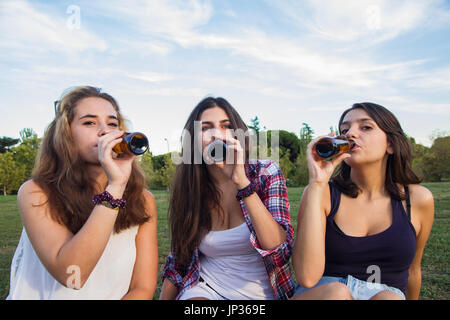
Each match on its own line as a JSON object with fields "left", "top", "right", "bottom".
{"left": 161, "top": 160, "right": 295, "bottom": 299}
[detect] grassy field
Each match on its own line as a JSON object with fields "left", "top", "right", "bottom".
{"left": 1, "top": 183, "right": 449, "bottom": 300}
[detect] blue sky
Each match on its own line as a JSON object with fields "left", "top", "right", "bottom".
{"left": 1, "top": 0, "right": 449, "bottom": 155}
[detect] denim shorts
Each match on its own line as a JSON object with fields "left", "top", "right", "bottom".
{"left": 294, "top": 275, "right": 406, "bottom": 300}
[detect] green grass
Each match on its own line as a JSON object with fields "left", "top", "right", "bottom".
{"left": 0, "top": 196, "right": 24, "bottom": 299}
{"left": 419, "top": 183, "right": 450, "bottom": 299}
{"left": 1, "top": 184, "right": 449, "bottom": 300}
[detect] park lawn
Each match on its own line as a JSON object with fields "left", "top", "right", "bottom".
{"left": 1, "top": 183, "right": 449, "bottom": 300}
{"left": 0, "top": 195, "right": 23, "bottom": 299}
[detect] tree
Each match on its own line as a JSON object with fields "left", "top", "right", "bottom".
{"left": 248, "top": 116, "right": 261, "bottom": 134}
{"left": 248, "top": 116, "right": 262, "bottom": 148}
{"left": 13, "top": 129, "right": 41, "bottom": 180}
{"left": 278, "top": 149, "right": 296, "bottom": 186}
{"left": 428, "top": 129, "right": 450, "bottom": 144}
{"left": 160, "top": 153, "right": 176, "bottom": 191}
{"left": 299, "top": 122, "right": 314, "bottom": 154}
{"left": 0, "top": 151, "right": 25, "bottom": 195}
{"left": 291, "top": 151, "right": 309, "bottom": 186}
{"left": 267, "top": 130, "right": 300, "bottom": 163}
{"left": 287, "top": 123, "right": 316, "bottom": 186}
{"left": 423, "top": 136, "right": 450, "bottom": 182}
{"left": 20, "top": 128, "right": 36, "bottom": 140}
{"left": 0, "top": 136, "right": 20, "bottom": 153}
{"left": 408, "top": 136, "right": 429, "bottom": 179}
{"left": 139, "top": 151, "right": 155, "bottom": 188}
{"left": 151, "top": 154, "right": 166, "bottom": 171}
{"left": 142, "top": 152, "right": 177, "bottom": 190}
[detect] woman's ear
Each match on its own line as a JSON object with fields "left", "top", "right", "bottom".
{"left": 387, "top": 139, "right": 394, "bottom": 155}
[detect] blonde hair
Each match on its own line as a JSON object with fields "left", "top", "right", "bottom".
{"left": 33, "top": 86, "right": 149, "bottom": 233}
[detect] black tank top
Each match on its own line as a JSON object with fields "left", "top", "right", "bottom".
{"left": 323, "top": 182, "right": 417, "bottom": 292}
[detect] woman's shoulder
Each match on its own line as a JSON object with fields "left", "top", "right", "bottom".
{"left": 142, "top": 189, "right": 157, "bottom": 217}
{"left": 142, "top": 189, "right": 156, "bottom": 201}
{"left": 17, "top": 180, "right": 47, "bottom": 204}
{"left": 16, "top": 180, "right": 54, "bottom": 223}
{"left": 19, "top": 179, "right": 42, "bottom": 192}
{"left": 405, "top": 184, "right": 434, "bottom": 238}
{"left": 407, "top": 184, "right": 434, "bottom": 210}
{"left": 302, "top": 182, "right": 333, "bottom": 215}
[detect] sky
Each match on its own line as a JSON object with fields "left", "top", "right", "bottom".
{"left": 1, "top": 0, "right": 449, "bottom": 155}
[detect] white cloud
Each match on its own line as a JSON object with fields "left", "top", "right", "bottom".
{"left": 405, "top": 67, "right": 450, "bottom": 91}
{"left": 0, "top": 0, "right": 107, "bottom": 54}
{"left": 267, "top": 0, "right": 450, "bottom": 44}
{"left": 127, "top": 72, "right": 175, "bottom": 83}
{"left": 141, "top": 87, "right": 205, "bottom": 97}
{"left": 394, "top": 102, "right": 450, "bottom": 116}
{"left": 112, "top": 39, "right": 173, "bottom": 56}
{"left": 92, "top": 0, "right": 213, "bottom": 46}
{"left": 86, "top": 0, "right": 444, "bottom": 93}
{"left": 2, "top": 0, "right": 449, "bottom": 155}
{"left": 4, "top": 0, "right": 448, "bottom": 100}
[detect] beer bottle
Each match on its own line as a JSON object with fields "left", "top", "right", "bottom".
{"left": 314, "top": 136, "right": 353, "bottom": 160}
{"left": 206, "top": 140, "right": 227, "bottom": 162}
{"left": 113, "top": 132, "right": 149, "bottom": 156}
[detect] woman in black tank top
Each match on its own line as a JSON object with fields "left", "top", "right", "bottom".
{"left": 291, "top": 102, "right": 434, "bottom": 300}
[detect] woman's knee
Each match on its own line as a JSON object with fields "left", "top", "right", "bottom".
{"left": 322, "top": 282, "right": 353, "bottom": 300}
{"left": 291, "top": 281, "right": 353, "bottom": 300}
{"left": 370, "top": 290, "right": 404, "bottom": 300}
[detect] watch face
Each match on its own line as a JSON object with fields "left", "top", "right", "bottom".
{"left": 101, "top": 201, "right": 119, "bottom": 210}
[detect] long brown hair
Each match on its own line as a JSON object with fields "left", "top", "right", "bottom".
{"left": 169, "top": 97, "right": 249, "bottom": 265}
{"left": 332, "top": 102, "right": 421, "bottom": 200}
{"left": 32, "top": 86, "right": 150, "bottom": 234}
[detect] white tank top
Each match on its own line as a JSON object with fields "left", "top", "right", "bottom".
{"left": 7, "top": 226, "right": 139, "bottom": 300}
{"left": 198, "top": 223, "right": 275, "bottom": 300}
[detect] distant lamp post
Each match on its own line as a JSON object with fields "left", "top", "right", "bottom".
{"left": 164, "top": 138, "right": 170, "bottom": 153}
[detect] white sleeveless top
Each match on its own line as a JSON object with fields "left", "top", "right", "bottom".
{"left": 198, "top": 223, "right": 275, "bottom": 300}
{"left": 7, "top": 225, "right": 139, "bottom": 300}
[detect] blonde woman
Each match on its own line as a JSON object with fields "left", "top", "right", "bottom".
{"left": 7, "top": 86, "right": 158, "bottom": 300}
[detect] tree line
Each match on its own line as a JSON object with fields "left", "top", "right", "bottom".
{"left": 1, "top": 122, "right": 449, "bottom": 195}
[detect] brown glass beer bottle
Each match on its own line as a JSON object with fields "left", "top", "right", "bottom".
{"left": 313, "top": 136, "right": 354, "bottom": 160}
{"left": 113, "top": 132, "right": 149, "bottom": 156}
{"left": 206, "top": 140, "right": 227, "bottom": 162}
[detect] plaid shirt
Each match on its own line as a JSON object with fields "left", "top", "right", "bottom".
{"left": 161, "top": 160, "right": 295, "bottom": 300}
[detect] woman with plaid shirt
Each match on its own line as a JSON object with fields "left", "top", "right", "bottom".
{"left": 159, "top": 97, "right": 295, "bottom": 300}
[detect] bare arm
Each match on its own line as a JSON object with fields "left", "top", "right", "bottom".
{"left": 159, "top": 278, "right": 179, "bottom": 300}
{"left": 239, "top": 185, "right": 287, "bottom": 250}
{"left": 122, "top": 191, "right": 158, "bottom": 300}
{"left": 225, "top": 137, "right": 287, "bottom": 250}
{"left": 292, "top": 183, "right": 329, "bottom": 288}
{"left": 405, "top": 185, "right": 434, "bottom": 300}
{"left": 292, "top": 136, "right": 350, "bottom": 288}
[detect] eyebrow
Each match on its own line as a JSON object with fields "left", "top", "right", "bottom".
{"left": 201, "top": 119, "right": 231, "bottom": 125}
{"left": 78, "top": 114, "right": 119, "bottom": 121}
{"left": 340, "top": 118, "right": 374, "bottom": 126}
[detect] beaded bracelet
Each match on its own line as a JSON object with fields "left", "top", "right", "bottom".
{"left": 236, "top": 181, "right": 258, "bottom": 201}
{"left": 92, "top": 191, "right": 126, "bottom": 210}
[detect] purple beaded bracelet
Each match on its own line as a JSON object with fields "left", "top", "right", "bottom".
{"left": 92, "top": 191, "right": 126, "bottom": 210}
{"left": 236, "top": 181, "right": 258, "bottom": 201}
